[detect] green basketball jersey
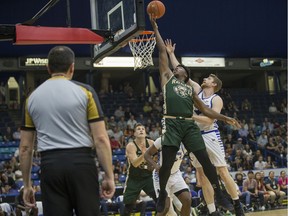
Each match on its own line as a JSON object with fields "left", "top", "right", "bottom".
{"left": 127, "top": 139, "right": 152, "bottom": 178}
{"left": 163, "top": 76, "right": 194, "bottom": 117}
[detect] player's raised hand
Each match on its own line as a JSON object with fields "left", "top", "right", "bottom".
{"left": 149, "top": 15, "right": 158, "bottom": 29}
{"left": 164, "top": 39, "right": 176, "bottom": 54}
{"left": 225, "top": 117, "right": 241, "bottom": 129}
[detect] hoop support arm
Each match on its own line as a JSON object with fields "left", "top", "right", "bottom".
{"left": 14, "top": 25, "right": 104, "bottom": 45}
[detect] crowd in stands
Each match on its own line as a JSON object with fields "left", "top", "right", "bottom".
{"left": 0, "top": 84, "right": 287, "bottom": 214}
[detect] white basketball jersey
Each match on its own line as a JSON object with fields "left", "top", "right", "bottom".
{"left": 194, "top": 90, "right": 219, "bottom": 132}
{"left": 154, "top": 137, "right": 186, "bottom": 174}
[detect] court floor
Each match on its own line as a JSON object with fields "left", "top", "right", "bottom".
{"left": 246, "top": 208, "right": 287, "bottom": 216}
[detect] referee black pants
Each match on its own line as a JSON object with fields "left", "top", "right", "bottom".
{"left": 40, "top": 147, "right": 100, "bottom": 216}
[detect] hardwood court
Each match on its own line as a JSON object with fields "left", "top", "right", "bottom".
{"left": 246, "top": 208, "right": 287, "bottom": 216}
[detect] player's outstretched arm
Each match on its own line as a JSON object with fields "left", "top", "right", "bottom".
{"left": 165, "top": 39, "right": 179, "bottom": 69}
{"left": 165, "top": 39, "right": 202, "bottom": 93}
{"left": 150, "top": 16, "right": 172, "bottom": 87}
{"left": 193, "top": 92, "right": 240, "bottom": 128}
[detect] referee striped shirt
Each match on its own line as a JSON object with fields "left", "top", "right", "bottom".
{"left": 21, "top": 76, "right": 104, "bottom": 152}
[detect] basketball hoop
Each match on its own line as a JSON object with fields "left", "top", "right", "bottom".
{"left": 129, "top": 31, "right": 156, "bottom": 70}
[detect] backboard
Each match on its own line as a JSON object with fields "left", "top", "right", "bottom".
{"left": 90, "top": 0, "right": 145, "bottom": 63}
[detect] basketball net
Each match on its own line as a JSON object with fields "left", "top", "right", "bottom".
{"left": 129, "top": 31, "right": 156, "bottom": 70}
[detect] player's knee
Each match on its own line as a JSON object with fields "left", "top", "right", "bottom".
{"left": 197, "top": 171, "right": 209, "bottom": 185}
{"left": 217, "top": 167, "right": 230, "bottom": 181}
{"left": 181, "top": 196, "right": 191, "bottom": 208}
{"left": 177, "top": 191, "right": 191, "bottom": 207}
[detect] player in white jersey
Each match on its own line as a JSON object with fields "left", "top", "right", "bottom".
{"left": 144, "top": 137, "right": 193, "bottom": 216}
{"left": 165, "top": 40, "right": 245, "bottom": 216}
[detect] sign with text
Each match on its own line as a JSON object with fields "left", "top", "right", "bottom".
{"left": 19, "top": 57, "right": 48, "bottom": 68}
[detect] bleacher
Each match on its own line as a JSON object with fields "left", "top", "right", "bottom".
{"left": 0, "top": 140, "right": 19, "bottom": 161}
{"left": 224, "top": 89, "right": 287, "bottom": 124}
{"left": 100, "top": 92, "right": 146, "bottom": 117}
{"left": 0, "top": 89, "right": 287, "bottom": 215}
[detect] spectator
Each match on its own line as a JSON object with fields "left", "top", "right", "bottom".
{"left": 235, "top": 173, "right": 244, "bottom": 187}
{"left": 255, "top": 172, "right": 270, "bottom": 207}
{"left": 231, "top": 101, "right": 240, "bottom": 112}
{"left": 248, "top": 118, "right": 256, "bottom": 132}
{"left": 268, "top": 102, "right": 278, "bottom": 114}
{"left": 225, "top": 143, "right": 234, "bottom": 158}
{"left": 275, "top": 143, "right": 286, "bottom": 158}
{"left": 233, "top": 138, "right": 245, "bottom": 152}
{"left": 265, "top": 171, "right": 286, "bottom": 207}
{"left": 137, "top": 93, "right": 146, "bottom": 103}
{"left": 113, "top": 173, "right": 123, "bottom": 187}
{"left": 124, "top": 107, "right": 135, "bottom": 119}
{"left": 106, "top": 124, "right": 114, "bottom": 138}
{"left": 142, "top": 102, "right": 152, "bottom": 114}
{"left": 123, "top": 82, "right": 133, "bottom": 95}
{"left": 279, "top": 102, "right": 287, "bottom": 114}
{"left": 126, "top": 115, "right": 137, "bottom": 129}
{"left": 108, "top": 116, "right": 117, "bottom": 129}
{"left": 241, "top": 98, "right": 252, "bottom": 111}
{"left": 247, "top": 129, "right": 257, "bottom": 143}
{"left": 238, "top": 123, "right": 249, "bottom": 140}
{"left": 265, "top": 155, "right": 277, "bottom": 169}
{"left": 180, "top": 157, "right": 189, "bottom": 173}
{"left": 261, "top": 118, "right": 274, "bottom": 134}
{"left": 257, "top": 131, "right": 268, "bottom": 150}
{"left": 242, "top": 155, "right": 254, "bottom": 171}
{"left": 232, "top": 153, "right": 244, "bottom": 171}
{"left": 4, "top": 165, "right": 16, "bottom": 184}
{"left": 12, "top": 127, "right": 21, "bottom": 141}
{"left": 148, "top": 125, "right": 160, "bottom": 141}
{"left": 266, "top": 137, "right": 278, "bottom": 152}
{"left": 123, "top": 125, "right": 134, "bottom": 144}
{"left": 184, "top": 175, "right": 194, "bottom": 192}
{"left": 108, "top": 84, "right": 114, "bottom": 94}
{"left": 241, "top": 119, "right": 249, "bottom": 131}
{"left": 152, "top": 100, "right": 162, "bottom": 113}
{"left": 117, "top": 116, "right": 127, "bottom": 131}
{"left": 234, "top": 182, "right": 251, "bottom": 213}
{"left": 252, "top": 150, "right": 262, "bottom": 164}
{"left": 110, "top": 136, "right": 121, "bottom": 150}
{"left": 1, "top": 182, "right": 12, "bottom": 194}
{"left": 136, "top": 114, "right": 147, "bottom": 125}
{"left": 278, "top": 170, "right": 288, "bottom": 195}
{"left": 183, "top": 166, "right": 195, "bottom": 183}
{"left": 0, "top": 202, "right": 14, "bottom": 216}
{"left": 242, "top": 171, "right": 265, "bottom": 211}
{"left": 242, "top": 144, "right": 253, "bottom": 158}
{"left": 3, "top": 127, "right": 13, "bottom": 142}
{"left": 114, "top": 106, "right": 125, "bottom": 120}
{"left": 254, "top": 156, "right": 268, "bottom": 170}
{"left": 111, "top": 126, "right": 124, "bottom": 145}
{"left": 224, "top": 134, "right": 235, "bottom": 146}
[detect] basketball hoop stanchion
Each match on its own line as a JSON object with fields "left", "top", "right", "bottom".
{"left": 129, "top": 31, "right": 156, "bottom": 70}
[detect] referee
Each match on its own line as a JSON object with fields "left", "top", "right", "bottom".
{"left": 20, "top": 46, "right": 115, "bottom": 216}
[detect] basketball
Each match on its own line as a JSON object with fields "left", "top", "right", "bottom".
{"left": 147, "top": 0, "right": 166, "bottom": 19}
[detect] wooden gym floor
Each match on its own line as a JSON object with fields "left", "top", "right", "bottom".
{"left": 246, "top": 208, "right": 287, "bottom": 216}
